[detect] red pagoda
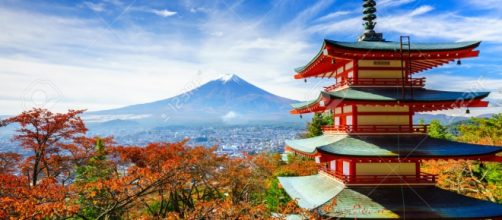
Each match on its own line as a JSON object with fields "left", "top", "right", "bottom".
{"left": 278, "top": 0, "right": 502, "bottom": 219}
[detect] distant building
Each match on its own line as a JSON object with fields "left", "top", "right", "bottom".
{"left": 279, "top": 0, "right": 502, "bottom": 218}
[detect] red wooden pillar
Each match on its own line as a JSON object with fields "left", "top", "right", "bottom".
{"left": 415, "top": 161, "right": 421, "bottom": 177}
{"left": 350, "top": 160, "right": 356, "bottom": 183}
{"left": 353, "top": 59, "right": 359, "bottom": 84}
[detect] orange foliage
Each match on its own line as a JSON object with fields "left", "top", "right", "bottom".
{"left": 0, "top": 174, "right": 78, "bottom": 219}
{"left": 0, "top": 152, "right": 21, "bottom": 174}
{"left": 4, "top": 108, "right": 87, "bottom": 186}
{"left": 422, "top": 160, "right": 498, "bottom": 202}
{"left": 0, "top": 108, "right": 315, "bottom": 219}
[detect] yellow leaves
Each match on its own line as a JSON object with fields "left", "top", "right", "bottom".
{"left": 89, "top": 190, "right": 97, "bottom": 198}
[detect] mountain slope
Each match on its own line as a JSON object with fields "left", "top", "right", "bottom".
{"left": 86, "top": 74, "right": 300, "bottom": 125}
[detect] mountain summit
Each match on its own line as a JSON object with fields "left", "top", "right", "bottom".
{"left": 86, "top": 74, "right": 299, "bottom": 125}
{"left": 218, "top": 73, "right": 241, "bottom": 83}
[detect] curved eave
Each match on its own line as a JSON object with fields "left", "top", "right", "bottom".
{"left": 293, "top": 40, "right": 481, "bottom": 79}
{"left": 291, "top": 89, "right": 490, "bottom": 114}
{"left": 317, "top": 149, "right": 502, "bottom": 161}
{"left": 294, "top": 41, "right": 327, "bottom": 75}
{"left": 278, "top": 175, "right": 345, "bottom": 210}
{"left": 285, "top": 135, "right": 348, "bottom": 155}
{"left": 316, "top": 135, "right": 502, "bottom": 159}
{"left": 323, "top": 89, "right": 490, "bottom": 103}
{"left": 321, "top": 185, "right": 502, "bottom": 219}
{"left": 325, "top": 40, "right": 481, "bottom": 52}
{"left": 290, "top": 92, "right": 331, "bottom": 114}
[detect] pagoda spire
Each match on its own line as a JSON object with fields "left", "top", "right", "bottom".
{"left": 358, "top": 0, "right": 384, "bottom": 42}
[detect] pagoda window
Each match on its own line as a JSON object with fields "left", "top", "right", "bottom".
{"left": 334, "top": 107, "right": 342, "bottom": 114}
{"left": 346, "top": 115, "right": 353, "bottom": 126}
{"left": 345, "top": 61, "right": 354, "bottom": 70}
{"left": 337, "top": 66, "right": 344, "bottom": 75}
{"left": 329, "top": 160, "right": 337, "bottom": 171}
{"left": 334, "top": 116, "right": 340, "bottom": 126}
{"left": 315, "top": 156, "right": 321, "bottom": 164}
{"left": 343, "top": 105, "right": 353, "bottom": 113}
{"left": 342, "top": 161, "right": 350, "bottom": 176}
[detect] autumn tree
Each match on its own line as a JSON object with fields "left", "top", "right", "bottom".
{"left": 457, "top": 114, "right": 502, "bottom": 145}
{"left": 422, "top": 114, "right": 502, "bottom": 203}
{"left": 0, "top": 152, "right": 21, "bottom": 174}
{"left": 1, "top": 108, "right": 318, "bottom": 219}
{"left": 4, "top": 108, "right": 87, "bottom": 186}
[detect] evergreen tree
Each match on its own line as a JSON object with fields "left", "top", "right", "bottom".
{"left": 75, "top": 138, "right": 116, "bottom": 219}
{"left": 305, "top": 113, "right": 333, "bottom": 138}
{"left": 428, "top": 119, "right": 453, "bottom": 140}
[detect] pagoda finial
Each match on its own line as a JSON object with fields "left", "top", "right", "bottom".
{"left": 358, "top": 0, "right": 384, "bottom": 42}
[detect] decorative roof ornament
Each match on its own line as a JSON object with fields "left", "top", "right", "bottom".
{"left": 358, "top": 0, "right": 385, "bottom": 42}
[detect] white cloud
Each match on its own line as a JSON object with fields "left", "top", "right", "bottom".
{"left": 2, "top": 1, "right": 502, "bottom": 117}
{"left": 316, "top": 11, "right": 351, "bottom": 22}
{"left": 221, "top": 111, "right": 237, "bottom": 123}
{"left": 151, "top": 9, "right": 177, "bottom": 17}
{"left": 83, "top": 114, "right": 151, "bottom": 123}
{"left": 379, "top": 0, "right": 415, "bottom": 8}
{"left": 306, "top": 5, "right": 502, "bottom": 43}
{"left": 378, "top": 12, "right": 502, "bottom": 42}
{"left": 0, "top": 3, "right": 318, "bottom": 114}
{"left": 82, "top": 1, "right": 106, "bottom": 12}
{"left": 409, "top": 5, "right": 433, "bottom": 17}
{"left": 210, "top": 31, "right": 223, "bottom": 37}
{"left": 467, "top": 0, "right": 502, "bottom": 11}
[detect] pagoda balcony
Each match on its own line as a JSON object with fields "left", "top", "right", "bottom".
{"left": 322, "top": 124, "right": 428, "bottom": 134}
{"left": 320, "top": 168, "right": 437, "bottom": 186}
{"left": 324, "top": 77, "right": 425, "bottom": 91}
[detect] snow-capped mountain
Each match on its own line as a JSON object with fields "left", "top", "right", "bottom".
{"left": 85, "top": 74, "right": 301, "bottom": 126}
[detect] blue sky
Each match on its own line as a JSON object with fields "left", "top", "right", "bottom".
{"left": 1, "top": 0, "right": 502, "bottom": 116}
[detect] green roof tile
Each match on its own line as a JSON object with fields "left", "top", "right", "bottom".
{"left": 295, "top": 40, "right": 480, "bottom": 73}
{"left": 325, "top": 87, "right": 490, "bottom": 102}
{"left": 286, "top": 135, "right": 502, "bottom": 157}
{"left": 291, "top": 88, "right": 490, "bottom": 110}
{"left": 325, "top": 40, "right": 481, "bottom": 51}
{"left": 322, "top": 186, "right": 502, "bottom": 219}
{"left": 279, "top": 175, "right": 502, "bottom": 218}
{"left": 285, "top": 135, "right": 347, "bottom": 154}
{"left": 278, "top": 174, "right": 345, "bottom": 209}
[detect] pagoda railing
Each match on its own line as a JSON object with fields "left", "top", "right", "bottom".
{"left": 320, "top": 168, "right": 436, "bottom": 185}
{"left": 324, "top": 77, "right": 426, "bottom": 91}
{"left": 322, "top": 124, "right": 428, "bottom": 134}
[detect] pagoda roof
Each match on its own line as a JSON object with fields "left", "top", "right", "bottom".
{"left": 278, "top": 175, "right": 344, "bottom": 209}
{"left": 286, "top": 134, "right": 502, "bottom": 158}
{"left": 325, "top": 40, "right": 481, "bottom": 52}
{"left": 285, "top": 135, "right": 347, "bottom": 154}
{"left": 291, "top": 88, "right": 489, "bottom": 113}
{"left": 294, "top": 40, "right": 481, "bottom": 79}
{"left": 279, "top": 174, "right": 502, "bottom": 219}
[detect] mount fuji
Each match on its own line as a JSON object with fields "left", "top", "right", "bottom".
{"left": 85, "top": 74, "right": 302, "bottom": 127}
